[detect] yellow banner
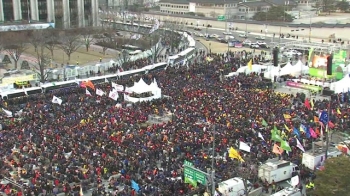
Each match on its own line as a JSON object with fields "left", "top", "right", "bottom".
{"left": 2, "top": 74, "right": 36, "bottom": 85}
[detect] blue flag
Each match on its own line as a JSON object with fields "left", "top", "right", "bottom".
{"left": 319, "top": 111, "right": 329, "bottom": 125}
{"left": 305, "top": 126, "right": 311, "bottom": 138}
{"left": 293, "top": 128, "right": 300, "bottom": 138}
{"left": 341, "top": 92, "right": 345, "bottom": 103}
{"left": 131, "top": 180, "right": 140, "bottom": 192}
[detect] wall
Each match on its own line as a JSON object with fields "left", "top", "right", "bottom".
{"left": 159, "top": 3, "right": 189, "bottom": 15}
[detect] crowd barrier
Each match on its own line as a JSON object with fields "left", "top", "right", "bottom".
{"left": 0, "top": 23, "right": 198, "bottom": 99}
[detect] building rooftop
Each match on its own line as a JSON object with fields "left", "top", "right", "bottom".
{"left": 239, "top": 1, "right": 271, "bottom": 7}
{"left": 265, "top": 0, "right": 298, "bottom": 6}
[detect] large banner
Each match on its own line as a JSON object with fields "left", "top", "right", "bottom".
{"left": 308, "top": 50, "right": 346, "bottom": 80}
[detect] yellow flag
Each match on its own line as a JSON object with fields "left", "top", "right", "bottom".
{"left": 247, "top": 59, "right": 253, "bottom": 71}
{"left": 283, "top": 114, "right": 291, "bottom": 119}
{"left": 284, "top": 124, "right": 290, "bottom": 132}
{"left": 310, "top": 99, "right": 314, "bottom": 109}
{"left": 337, "top": 108, "right": 341, "bottom": 115}
{"left": 229, "top": 147, "right": 245, "bottom": 162}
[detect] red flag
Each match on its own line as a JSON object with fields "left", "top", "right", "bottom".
{"left": 304, "top": 99, "right": 311, "bottom": 110}
{"left": 328, "top": 121, "right": 335, "bottom": 129}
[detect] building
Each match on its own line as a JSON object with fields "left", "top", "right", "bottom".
{"left": 159, "top": 0, "right": 298, "bottom": 19}
{"left": 159, "top": 0, "right": 241, "bottom": 19}
{"left": 0, "top": 0, "right": 99, "bottom": 29}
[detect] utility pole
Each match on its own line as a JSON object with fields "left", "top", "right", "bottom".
{"left": 211, "top": 125, "right": 216, "bottom": 196}
{"left": 325, "top": 102, "right": 331, "bottom": 159}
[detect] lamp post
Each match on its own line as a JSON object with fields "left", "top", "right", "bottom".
{"left": 209, "top": 42, "right": 211, "bottom": 55}
{"left": 211, "top": 125, "right": 216, "bottom": 196}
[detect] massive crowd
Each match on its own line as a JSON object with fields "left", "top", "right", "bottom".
{"left": 0, "top": 50, "right": 347, "bottom": 196}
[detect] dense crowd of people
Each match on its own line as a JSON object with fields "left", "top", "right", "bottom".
{"left": 0, "top": 50, "right": 348, "bottom": 196}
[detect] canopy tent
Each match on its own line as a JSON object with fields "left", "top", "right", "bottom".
{"left": 279, "top": 62, "right": 294, "bottom": 76}
{"left": 124, "top": 78, "right": 162, "bottom": 103}
{"left": 264, "top": 65, "right": 281, "bottom": 79}
{"left": 236, "top": 64, "right": 269, "bottom": 74}
{"left": 330, "top": 74, "right": 350, "bottom": 94}
{"left": 293, "top": 60, "right": 309, "bottom": 74}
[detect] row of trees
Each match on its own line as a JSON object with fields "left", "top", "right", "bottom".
{"left": 253, "top": 6, "right": 294, "bottom": 22}
{"left": 0, "top": 28, "right": 96, "bottom": 82}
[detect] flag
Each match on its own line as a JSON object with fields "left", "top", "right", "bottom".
{"left": 258, "top": 132, "right": 265, "bottom": 141}
{"left": 82, "top": 80, "right": 95, "bottom": 90}
{"left": 293, "top": 127, "right": 300, "bottom": 138}
{"left": 112, "top": 82, "right": 124, "bottom": 91}
{"left": 328, "top": 121, "right": 335, "bottom": 129}
{"left": 52, "top": 96, "right": 62, "bottom": 105}
{"left": 228, "top": 147, "right": 244, "bottom": 162}
{"left": 131, "top": 180, "right": 140, "bottom": 192}
{"left": 310, "top": 99, "right": 314, "bottom": 109}
{"left": 109, "top": 90, "right": 119, "bottom": 101}
{"left": 96, "top": 89, "right": 105, "bottom": 96}
{"left": 271, "top": 129, "right": 282, "bottom": 142}
{"left": 261, "top": 118, "right": 268, "bottom": 127}
{"left": 281, "top": 140, "right": 292, "bottom": 151}
{"left": 300, "top": 124, "right": 307, "bottom": 133}
{"left": 239, "top": 141, "right": 251, "bottom": 152}
{"left": 247, "top": 59, "right": 253, "bottom": 71}
{"left": 296, "top": 138, "right": 305, "bottom": 152}
{"left": 309, "top": 127, "right": 317, "bottom": 138}
{"left": 105, "top": 78, "right": 109, "bottom": 83}
{"left": 284, "top": 124, "right": 290, "bottom": 132}
{"left": 22, "top": 86, "right": 28, "bottom": 95}
{"left": 86, "top": 89, "right": 92, "bottom": 96}
{"left": 314, "top": 116, "right": 319, "bottom": 123}
{"left": 304, "top": 98, "right": 311, "bottom": 110}
{"left": 283, "top": 114, "right": 291, "bottom": 119}
{"left": 337, "top": 108, "right": 341, "bottom": 115}
{"left": 2, "top": 108, "right": 12, "bottom": 117}
{"left": 272, "top": 144, "right": 284, "bottom": 155}
{"left": 319, "top": 111, "right": 329, "bottom": 124}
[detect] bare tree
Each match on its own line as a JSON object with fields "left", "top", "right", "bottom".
{"left": 58, "top": 33, "right": 82, "bottom": 61}
{"left": 4, "top": 32, "right": 28, "bottom": 69}
{"left": 30, "top": 31, "right": 52, "bottom": 82}
{"left": 161, "top": 20, "right": 183, "bottom": 53}
{"left": 81, "top": 27, "right": 95, "bottom": 52}
{"left": 44, "top": 30, "right": 60, "bottom": 58}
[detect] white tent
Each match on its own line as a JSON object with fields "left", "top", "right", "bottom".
{"left": 293, "top": 60, "right": 309, "bottom": 74}
{"left": 331, "top": 74, "right": 350, "bottom": 94}
{"left": 124, "top": 78, "right": 162, "bottom": 102}
{"left": 279, "top": 62, "right": 294, "bottom": 76}
{"left": 264, "top": 65, "right": 281, "bottom": 79}
{"left": 236, "top": 64, "right": 269, "bottom": 74}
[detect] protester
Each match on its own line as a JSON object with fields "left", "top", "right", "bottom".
{"left": 0, "top": 51, "right": 345, "bottom": 196}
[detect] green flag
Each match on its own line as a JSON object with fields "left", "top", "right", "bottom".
{"left": 281, "top": 140, "right": 292, "bottom": 151}
{"left": 262, "top": 119, "right": 268, "bottom": 127}
{"left": 271, "top": 129, "right": 282, "bottom": 142}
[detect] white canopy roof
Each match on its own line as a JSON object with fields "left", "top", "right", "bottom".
{"left": 128, "top": 78, "right": 160, "bottom": 94}
{"left": 331, "top": 74, "right": 350, "bottom": 94}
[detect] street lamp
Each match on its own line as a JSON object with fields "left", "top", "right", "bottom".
{"left": 209, "top": 42, "right": 211, "bottom": 55}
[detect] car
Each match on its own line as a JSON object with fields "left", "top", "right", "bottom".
{"left": 210, "top": 34, "right": 219, "bottom": 38}
{"left": 258, "top": 43, "right": 269, "bottom": 48}
{"left": 223, "top": 32, "right": 232, "bottom": 35}
{"left": 194, "top": 28, "right": 202, "bottom": 31}
{"left": 250, "top": 43, "right": 260, "bottom": 49}
{"left": 239, "top": 33, "right": 248, "bottom": 38}
{"left": 255, "top": 36, "right": 266, "bottom": 40}
{"left": 256, "top": 41, "right": 267, "bottom": 45}
{"left": 242, "top": 40, "right": 252, "bottom": 46}
{"left": 207, "top": 24, "right": 212, "bottom": 27}
{"left": 198, "top": 33, "right": 204, "bottom": 37}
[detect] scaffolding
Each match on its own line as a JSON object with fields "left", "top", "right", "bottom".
{"left": 271, "top": 40, "right": 349, "bottom": 53}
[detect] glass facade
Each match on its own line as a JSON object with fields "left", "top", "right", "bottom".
{"left": 84, "top": 0, "right": 92, "bottom": 26}
{"left": 38, "top": 0, "right": 48, "bottom": 21}
{"left": 21, "top": 0, "right": 30, "bottom": 21}
{"left": 3, "top": 0, "right": 14, "bottom": 21}
{"left": 69, "top": 0, "right": 78, "bottom": 27}
{"left": 54, "top": 0, "right": 63, "bottom": 27}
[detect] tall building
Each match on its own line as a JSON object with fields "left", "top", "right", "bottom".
{"left": 0, "top": 0, "right": 99, "bottom": 28}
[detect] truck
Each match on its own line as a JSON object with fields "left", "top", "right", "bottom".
{"left": 258, "top": 160, "right": 299, "bottom": 183}
{"left": 217, "top": 177, "right": 250, "bottom": 196}
{"left": 302, "top": 147, "right": 342, "bottom": 170}
{"left": 271, "top": 187, "right": 302, "bottom": 196}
